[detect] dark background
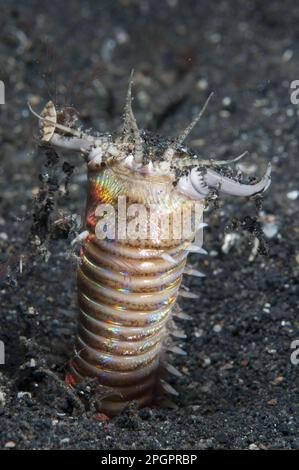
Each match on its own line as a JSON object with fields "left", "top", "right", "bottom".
{"left": 0, "top": 0, "right": 298, "bottom": 450}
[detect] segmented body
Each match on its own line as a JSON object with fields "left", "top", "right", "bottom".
{"left": 69, "top": 166, "right": 195, "bottom": 416}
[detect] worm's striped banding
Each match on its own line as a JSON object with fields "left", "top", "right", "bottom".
{"left": 68, "top": 168, "right": 194, "bottom": 416}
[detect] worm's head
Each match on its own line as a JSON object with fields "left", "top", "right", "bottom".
{"left": 30, "top": 78, "right": 271, "bottom": 208}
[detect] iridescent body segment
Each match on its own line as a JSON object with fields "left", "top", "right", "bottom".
{"left": 31, "top": 83, "right": 271, "bottom": 416}
{"left": 70, "top": 167, "right": 196, "bottom": 415}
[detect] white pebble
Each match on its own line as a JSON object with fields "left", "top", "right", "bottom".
{"left": 197, "top": 78, "right": 208, "bottom": 91}
{"left": 282, "top": 49, "right": 293, "bottom": 62}
{"left": 202, "top": 356, "right": 211, "bottom": 368}
{"left": 287, "top": 190, "right": 299, "bottom": 200}
{"left": 60, "top": 438, "right": 70, "bottom": 445}
{"left": 209, "top": 250, "right": 218, "bottom": 257}
{"left": 0, "top": 232, "right": 8, "bottom": 241}
{"left": 222, "top": 96, "right": 232, "bottom": 107}
{"left": 29, "top": 358, "right": 36, "bottom": 368}
{"left": 17, "top": 391, "right": 32, "bottom": 399}
{"left": 0, "top": 391, "right": 6, "bottom": 406}
{"left": 27, "top": 306, "right": 38, "bottom": 316}
{"left": 213, "top": 324, "right": 222, "bottom": 333}
{"left": 5, "top": 441, "right": 16, "bottom": 449}
{"left": 263, "top": 222, "right": 278, "bottom": 239}
{"left": 286, "top": 107, "right": 294, "bottom": 117}
{"left": 194, "top": 329, "right": 203, "bottom": 338}
{"left": 115, "top": 28, "right": 128, "bottom": 45}
{"left": 221, "top": 233, "right": 240, "bottom": 254}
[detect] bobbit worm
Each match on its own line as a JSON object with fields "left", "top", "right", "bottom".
{"left": 30, "top": 79, "right": 271, "bottom": 416}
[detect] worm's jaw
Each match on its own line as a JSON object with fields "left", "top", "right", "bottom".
{"left": 31, "top": 93, "right": 271, "bottom": 203}
{"left": 176, "top": 163, "right": 272, "bottom": 200}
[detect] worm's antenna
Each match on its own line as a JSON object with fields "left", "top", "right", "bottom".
{"left": 177, "top": 92, "right": 214, "bottom": 146}
{"left": 123, "top": 70, "right": 144, "bottom": 163}
{"left": 164, "top": 92, "right": 214, "bottom": 161}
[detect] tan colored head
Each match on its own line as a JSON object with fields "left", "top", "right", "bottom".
{"left": 28, "top": 77, "right": 271, "bottom": 205}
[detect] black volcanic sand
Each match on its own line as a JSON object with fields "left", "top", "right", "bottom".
{"left": 0, "top": 0, "right": 298, "bottom": 450}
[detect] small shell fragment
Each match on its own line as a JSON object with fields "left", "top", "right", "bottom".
{"left": 40, "top": 101, "right": 57, "bottom": 142}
